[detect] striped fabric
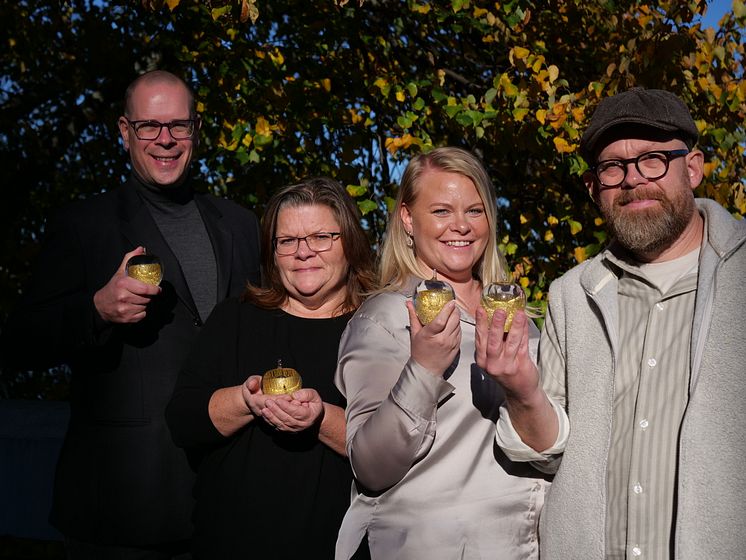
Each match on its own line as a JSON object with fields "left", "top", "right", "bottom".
{"left": 604, "top": 257, "right": 698, "bottom": 560}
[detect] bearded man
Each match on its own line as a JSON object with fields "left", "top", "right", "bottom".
{"left": 476, "top": 88, "right": 746, "bottom": 559}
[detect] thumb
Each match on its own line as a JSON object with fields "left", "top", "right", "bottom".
{"left": 118, "top": 246, "right": 147, "bottom": 275}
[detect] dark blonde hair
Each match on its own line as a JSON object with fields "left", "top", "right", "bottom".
{"left": 242, "top": 177, "right": 376, "bottom": 314}
{"left": 379, "top": 146, "right": 509, "bottom": 290}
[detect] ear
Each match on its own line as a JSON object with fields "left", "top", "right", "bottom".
{"left": 582, "top": 171, "right": 598, "bottom": 203}
{"left": 400, "top": 203, "right": 414, "bottom": 234}
{"left": 118, "top": 117, "right": 131, "bottom": 151}
{"left": 685, "top": 149, "right": 704, "bottom": 191}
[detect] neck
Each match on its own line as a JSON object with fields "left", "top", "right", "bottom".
{"left": 282, "top": 294, "right": 348, "bottom": 319}
{"left": 131, "top": 171, "right": 193, "bottom": 206}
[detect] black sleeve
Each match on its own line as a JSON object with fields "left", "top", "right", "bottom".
{"left": 166, "top": 298, "right": 242, "bottom": 449}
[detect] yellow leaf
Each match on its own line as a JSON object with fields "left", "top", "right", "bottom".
{"left": 571, "top": 107, "right": 584, "bottom": 122}
{"left": 395, "top": 90, "right": 406, "bottom": 102}
{"left": 373, "top": 77, "right": 388, "bottom": 90}
{"left": 165, "top": 0, "right": 180, "bottom": 9}
{"left": 544, "top": 230, "right": 554, "bottom": 241}
{"left": 594, "top": 217, "right": 604, "bottom": 226}
{"left": 606, "top": 62, "right": 617, "bottom": 77}
{"left": 547, "top": 215, "right": 558, "bottom": 226}
{"left": 196, "top": 101, "right": 205, "bottom": 113}
{"left": 553, "top": 136, "right": 575, "bottom": 153}
{"left": 437, "top": 69, "right": 445, "bottom": 86}
{"left": 574, "top": 247, "right": 587, "bottom": 263}
{"left": 548, "top": 65, "right": 559, "bottom": 83}
{"left": 241, "top": 134, "right": 253, "bottom": 148}
{"left": 513, "top": 46, "right": 530, "bottom": 60}
{"left": 255, "top": 117, "right": 271, "bottom": 137}
{"left": 411, "top": 3, "right": 431, "bottom": 14}
{"left": 513, "top": 108, "right": 529, "bottom": 121}
{"left": 269, "top": 49, "right": 284, "bottom": 66}
{"left": 473, "top": 7, "right": 488, "bottom": 17}
{"left": 569, "top": 220, "right": 582, "bottom": 235}
{"left": 321, "top": 78, "right": 331, "bottom": 92}
{"left": 536, "top": 109, "right": 547, "bottom": 125}
{"left": 348, "top": 109, "right": 363, "bottom": 124}
{"left": 519, "top": 277, "right": 529, "bottom": 288}
{"left": 520, "top": 214, "right": 528, "bottom": 224}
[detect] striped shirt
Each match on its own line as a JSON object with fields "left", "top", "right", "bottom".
{"left": 603, "top": 249, "right": 699, "bottom": 560}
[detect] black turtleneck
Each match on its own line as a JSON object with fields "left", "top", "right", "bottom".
{"left": 133, "top": 173, "right": 218, "bottom": 322}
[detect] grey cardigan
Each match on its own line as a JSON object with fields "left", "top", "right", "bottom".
{"left": 538, "top": 198, "right": 746, "bottom": 559}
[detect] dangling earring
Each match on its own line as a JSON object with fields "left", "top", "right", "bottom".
{"left": 406, "top": 231, "right": 414, "bottom": 248}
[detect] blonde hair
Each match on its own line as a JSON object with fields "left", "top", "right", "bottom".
{"left": 379, "top": 146, "right": 509, "bottom": 291}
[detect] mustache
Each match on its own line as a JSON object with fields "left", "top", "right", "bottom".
{"left": 615, "top": 188, "right": 665, "bottom": 206}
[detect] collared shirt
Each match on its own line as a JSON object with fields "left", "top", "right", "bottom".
{"left": 603, "top": 248, "right": 699, "bottom": 559}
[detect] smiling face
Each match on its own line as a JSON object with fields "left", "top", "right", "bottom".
{"left": 118, "top": 79, "right": 198, "bottom": 188}
{"left": 587, "top": 135, "right": 704, "bottom": 261}
{"left": 274, "top": 204, "right": 350, "bottom": 316}
{"left": 400, "top": 169, "right": 490, "bottom": 284}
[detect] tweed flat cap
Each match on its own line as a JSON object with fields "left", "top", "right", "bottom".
{"left": 580, "top": 88, "right": 699, "bottom": 161}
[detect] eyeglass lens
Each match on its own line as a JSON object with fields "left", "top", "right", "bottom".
{"left": 596, "top": 150, "right": 687, "bottom": 188}
{"left": 131, "top": 120, "right": 194, "bottom": 140}
{"left": 275, "top": 234, "right": 338, "bottom": 255}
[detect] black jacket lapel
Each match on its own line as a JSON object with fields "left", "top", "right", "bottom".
{"left": 117, "top": 178, "right": 199, "bottom": 319}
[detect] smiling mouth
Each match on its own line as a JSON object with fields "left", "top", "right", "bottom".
{"left": 444, "top": 240, "right": 472, "bottom": 247}
{"left": 153, "top": 155, "right": 180, "bottom": 162}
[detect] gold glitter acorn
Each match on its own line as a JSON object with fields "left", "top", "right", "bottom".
{"left": 126, "top": 254, "right": 163, "bottom": 286}
{"left": 413, "top": 270, "right": 455, "bottom": 325}
{"left": 481, "top": 282, "right": 526, "bottom": 332}
{"left": 261, "top": 360, "right": 303, "bottom": 395}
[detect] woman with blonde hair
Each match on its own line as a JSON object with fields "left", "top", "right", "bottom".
{"left": 335, "top": 147, "right": 550, "bottom": 559}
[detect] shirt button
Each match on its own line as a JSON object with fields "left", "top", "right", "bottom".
{"left": 633, "top": 483, "right": 643, "bottom": 494}
{"left": 632, "top": 546, "right": 642, "bottom": 556}
{"left": 639, "top": 419, "right": 649, "bottom": 430}
{"left": 647, "top": 358, "right": 657, "bottom": 368}
{"left": 655, "top": 302, "right": 665, "bottom": 311}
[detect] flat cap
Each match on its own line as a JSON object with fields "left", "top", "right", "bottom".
{"left": 580, "top": 88, "right": 699, "bottom": 161}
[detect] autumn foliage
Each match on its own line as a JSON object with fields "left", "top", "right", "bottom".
{"left": 1, "top": 0, "right": 745, "bottom": 321}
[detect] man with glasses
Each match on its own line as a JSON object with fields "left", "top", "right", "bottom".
{"left": 483, "top": 88, "right": 746, "bottom": 559}
{"left": 4, "top": 70, "right": 260, "bottom": 558}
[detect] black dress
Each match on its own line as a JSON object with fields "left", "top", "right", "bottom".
{"left": 166, "top": 298, "right": 354, "bottom": 559}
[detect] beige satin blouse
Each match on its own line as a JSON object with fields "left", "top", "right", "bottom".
{"left": 334, "top": 280, "right": 550, "bottom": 559}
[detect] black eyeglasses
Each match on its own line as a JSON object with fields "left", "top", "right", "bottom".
{"left": 273, "top": 232, "right": 341, "bottom": 255}
{"left": 125, "top": 118, "right": 197, "bottom": 140}
{"left": 591, "top": 149, "right": 689, "bottom": 189}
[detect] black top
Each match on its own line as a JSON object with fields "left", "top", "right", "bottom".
{"left": 166, "top": 298, "right": 354, "bottom": 559}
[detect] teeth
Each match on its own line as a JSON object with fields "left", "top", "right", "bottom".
{"left": 446, "top": 241, "right": 470, "bottom": 247}
{"left": 154, "top": 156, "right": 177, "bottom": 161}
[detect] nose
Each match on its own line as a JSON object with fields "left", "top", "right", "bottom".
{"left": 451, "top": 214, "right": 470, "bottom": 233}
{"left": 621, "top": 161, "right": 646, "bottom": 189}
{"left": 295, "top": 238, "right": 316, "bottom": 258}
{"left": 154, "top": 125, "right": 175, "bottom": 145}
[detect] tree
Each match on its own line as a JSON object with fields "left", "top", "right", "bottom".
{"left": 1, "top": 0, "right": 744, "bottom": 397}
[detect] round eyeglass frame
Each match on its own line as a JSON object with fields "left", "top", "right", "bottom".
{"left": 591, "top": 149, "right": 690, "bottom": 189}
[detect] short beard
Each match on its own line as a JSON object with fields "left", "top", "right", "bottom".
{"left": 599, "top": 185, "right": 695, "bottom": 257}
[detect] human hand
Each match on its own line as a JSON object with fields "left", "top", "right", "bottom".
{"left": 241, "top": 375, "right": 290, "bottom": 419}
{"left": 407, "top": 299, "right": 461, "bottom": 377}
{"left": 475, "top": 307, "right": 541, "bottom": 404}
{"left": 93, "top": 247, "right": 161, "bottom": 324}
{"left": 261, "top": 388, "right": 324, "bottom": 433}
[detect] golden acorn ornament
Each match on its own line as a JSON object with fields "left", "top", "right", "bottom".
{"left": 480, "top": 282, "right": 526, "bottom": 332}
{"left": 126, "top": 254, "right": 163, "bottom": 286}
{"left": 413, "top": 270, "right": 455, "bottom": 325}
{"left": 261, "top": 359, "right": 303, "bottom": 395}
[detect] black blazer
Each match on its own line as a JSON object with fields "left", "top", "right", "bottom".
{"left": 3, "top": 177, "right": 260, "bottom": 546}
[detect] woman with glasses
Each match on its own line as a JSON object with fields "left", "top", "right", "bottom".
{"left": 334, "top": 147, "right": 553, "bottom": 559}
{"left": 166, "top": 177, "right": 375, "bottom": 559}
